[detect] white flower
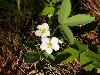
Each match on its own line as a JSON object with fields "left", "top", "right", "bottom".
{"left": 40, "top": 37, "right": 60, "bottom": 54}
{"left": 35, "top": 23, "right": 50, "bottom": 38}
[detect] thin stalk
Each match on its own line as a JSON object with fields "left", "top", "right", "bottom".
{"left": 95, "top": 25, "right": 100, "bottom": 31}
{"left": 51, "top": 25, "right": 59, "bottom": 36}
{"left": 17, "top": 0, "right": 20, "bottom": 11}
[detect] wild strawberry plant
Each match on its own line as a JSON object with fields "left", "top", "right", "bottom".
{"left": 1, "top": 0, "right": 100, "bottom": 73}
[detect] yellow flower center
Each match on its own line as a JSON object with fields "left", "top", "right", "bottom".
{"left": 47, "top": 42, "right": 52, "bottom": 47}
{"left": 40, "top": 28, "right": 46, "bottom": 33}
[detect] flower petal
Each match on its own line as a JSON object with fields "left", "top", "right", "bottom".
{"left": 42, "top": 23, "right": 49, "bottom": 30}
{"left": 41, "top": 31, "right": 50, "bottom": 38}
{"left": 45, "top": 48, "right": 53, "bottom": 54}
{"left": 40, "top": 42, "right": 53, "bottom": 54}
{"left": 37, "top": 25, "right": 42, "bottom": 29}
{"left": 52, "top": 43, "right": 60, "bottom": 51}
{"left": 40, "top": 43, "right": 47, "bottom": 50}
{"left": 41, "top": 37, "right": 49, "bottom": 43}
{"left": 35, "top": 30, "right": 41, "bottom": 36}
{"left": 51, "top": 37, "right": 58, "bottom": 44}
{"left": 45, "top": 31, "right": 50, "bottom": 36}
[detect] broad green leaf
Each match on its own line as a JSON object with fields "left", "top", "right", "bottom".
{"left": 86, "top": 52, "right": 100, "bottom": 61}
{"left": 80, "top": 51, "right": 94, "bottom": 71}
{"left": 26, "top": 41, "right": 39, "bottom": 52}
{"left": 74, "top": 40, "right": 89, "bottom": 52}
{"left": 65, "top": 14, "right": 94, "bottom": 26}
{"left": 41, "top": 52, "right": 55, "bottom": 64}
{"left": 97, "top": 68, "right": 100, "bottom": 73}
{"left": 41, "top": 7, "right": 55, "bottom": 16}
{"left": 58, "top": 0, "right": 71, "bottom": 24}
{"left": 52, "top": 0, "right": 62, "bottom": 3}
{"left": 24, "top": 52, "right": 40, "bottom": 63}
{"left": 0, "top": 0, "right": 17, "bottom": 10}
{"left": 92, "top": 61, "right": 100, "bottom": 68}
{"left": 59, "top": 25, "right": 74, "bottom": 44}
{"left": 55, "top": 48, "right": 79, "bottom": 64}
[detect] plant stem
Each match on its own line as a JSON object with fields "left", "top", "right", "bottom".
{"left": 51, "top": 25, "right": 59, "bottom": 36}
{"left": 95, "top": 25, "right": 99, "bottom": 31}
{"left": 17, "top": 0, "right": 20, "bottom": 11}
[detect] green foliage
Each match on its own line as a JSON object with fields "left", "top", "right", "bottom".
{"left": 74, "top": 40, "right": 89, "bottom": 52}
{"left": 0, "top": 0, "right": 17, "bottom": 10}
{"left": 55, "top": 48, "right": 79, "bottom": 64}
{"left": 26, "top": 41, "right": 39, "bottom": 52}
{"left": 80, "top": 51, "right": 94, "bottom": 71}
{"left": 24, "top": 52, "right": 40, "bottom": 63}
{"left": 97, "top": 68, "right": 100, "bottom": 73}
{"left": 58, "top": 0, "right": 94, "bottom": 44}
{"left": 58, "top": 0, "right": 73, "bottom": 44}
{"left": 80, "top": 49, "right": 100, "bottom": 71}
{"left": 64, "top": 14, "right": 95, "bottom": 27}
{"left": 41, "top": 6, "right": 55, "bottom": 17}
{"left": 86, "top": 52, "right": 100, "bottom": 61}
{"left": 58, "top": 0, "right": 71, "bottom": 24}
{"left": 59, "top": 25, "right": 74, "bottom": 44}
{"left": 92, "top": 61, "right": 100, "bottom": 68}
{"left": 41, "top": 52, "right": 55, "bottom": 64}
{"left": 86, "top": 51, "right": 100, "bottom": 69}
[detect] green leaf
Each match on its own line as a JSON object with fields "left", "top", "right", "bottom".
{"left": 80, "top": 51, "right": 94, "bottom": 71}
{"left": 74, "top": 40, "right": 89, "bottom": 52}
{"left": 86, "top": 52, "right": 100, "bottom": 61}
{"left": 65, "top": 14, "right": 94, "bottom": 26}
{"left": 92, "top": 61, "right": 100, "bottom": 68}
{"left": 55, "top": 48, "right": 79, "bottom": 64}
{"left": 41, "top": 52, "right": 55, "bottom": 64}
{"left": 59, "top": 25, "right": 74, "bottom": 44}
{"left": 58, "top": 0, "right": 71, "bottom": 24}
{"left": 0, "top": 0, "right": 17, "bottom": 10}
{"left": 97, "top": 68, "right": 100, "bottom": 73}
{"left": 87, "top": 51, "right": 100, "bottom": 68}
{"left": 24, "top": 52, "right": 40, "bottom": 63}
{"left": 52, "top": 0, "right": 62, "bottom": 3}
{"left": 41, "top": 7, "right": 55, "bottom": 16}
{"left": 26, "top": 41, "right": 39, "bottom": 52}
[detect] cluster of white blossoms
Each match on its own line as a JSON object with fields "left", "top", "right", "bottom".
{"left": 35, "top": 23, "right": 60, "bottom": 54}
